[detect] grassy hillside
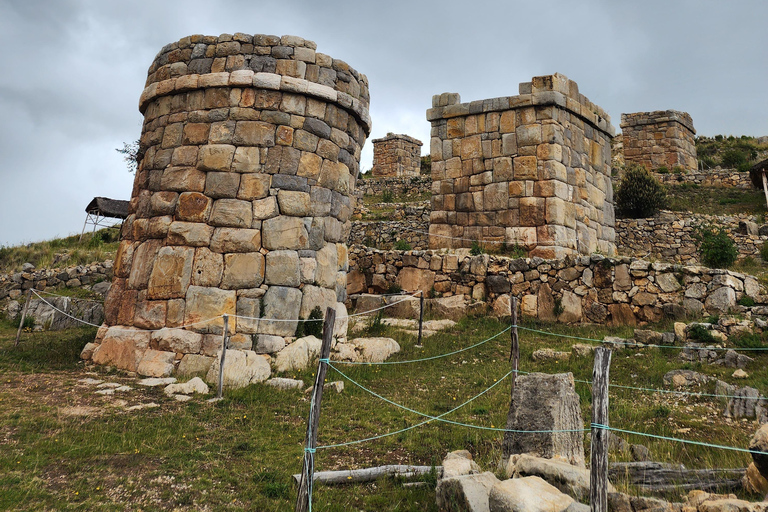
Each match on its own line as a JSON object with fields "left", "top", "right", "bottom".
{"left": 696, "top": 135, "right": 768, "bottom": 171}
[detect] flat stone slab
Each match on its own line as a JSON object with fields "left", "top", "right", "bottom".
{"left": 125, "top": 402, "right": 160, "bottom": 412}
{"left": 136, "top": 377, "right": 177, "bottom": 387}
{"left": 77, "top": 378, "right": 103, "bottom": 385}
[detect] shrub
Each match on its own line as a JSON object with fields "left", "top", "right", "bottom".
{"left": 470, "top": 241, "right": 484, "bottom": 255}
{"left": 688, "top": 324, "right": 716, "bottom": 343}
{"left": 393, "top": 239, "right": 411, "bottom": 251}
{"left": 721, "top": 149, "right": 748, "bottom": 169}
{"left": 656, "top": 166, "right": 669, "bottom": 174}
{"left": 381, "top": 189, "right": 394, "bottom": 203}
{"left": 420, "top": 155, "right": 432, "bottom": 175}
{"left": 615, "top": 164, "right": 667, "bottom": 218}
{"left": 695, "top": 227, "right": 737, "bottom": 268}
{"left": 761, "top": 241, "right": 768, "bottom": 262}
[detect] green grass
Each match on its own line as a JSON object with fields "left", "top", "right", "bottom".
{"left": 666, "top": 185, "right": 765, "bottom": 215}
{"left": 1, "top": 312, "right": 766, "bottom": 509}
{"left": 0, "top": 228, "right": 120, "bottom": 273}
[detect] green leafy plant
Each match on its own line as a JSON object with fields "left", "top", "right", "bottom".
{"left": 695, "top": 227, "right": 737, "bottom": 269}
{"left": 738, "top": 296, "right": 756, "bottom": 307}
{"left": 553, "top": 297, "right": 564, "bottom": 318}
{"left": 387, "top": 283, "right": 402, "bottom": 294}
{"left": 615, "top": 164, "right": 667, "bottom": 218}
{"left": 381, "top": 189, "right": 394, "bottom": 203}
{"left": 393, "top": 239, "right": 411, "bottom": 251}
{"left": 688, "top": 324, "right": 716, "bottom": 343}
{"left": 364, "top": 311, "right": 387, "bottom": 336}
{"left": 470, "top": 241, "right": 484, "bottom": 256}
{"left": 656, "top": 166, "right": 669, "bottom": 174}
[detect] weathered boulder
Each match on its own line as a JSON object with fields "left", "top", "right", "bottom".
{"left": 177, "top": 354, "right": 215, "bottom": 378}
{"left": 488, "top": 476, "right": 574, "bottom": 512}
{"left": 705, "top": 287, "right": 736, "bottom": 315}
{"left": 430, "top": 295, "right": 468, "bottom": 321}
{"left": 502, "top": 372, "right": 585, "bottom": 468}
{"left": 663, "top": 369, "right": 713, "bottom": 388}
{"left": 749, "top": 424, "right": 768, "bottom": 481}
{"left": 349, "top": 337, "right": 400, "bottom": 363}
{"left": 205, "top": 349, "right": 271, "bottom": 389}
{"left": 436, "top": 472, "right": 499, "bottom": 512}
{"left": 506, "top": 454, "right": 615, "bottom": 502}
{"left": 443, "top": 450, "right": 482, "bottom": 479}
{"left": 274, "top": 335, "right": 322, "bottom": 373}
{"left": 164, "top": 377, "right": 209, "bottom": 395}
{"left": 136, "top": 349, "right": 176, "bottom": 377}
{"left": 742, "top": 462, "right": 768, "bottom": 496}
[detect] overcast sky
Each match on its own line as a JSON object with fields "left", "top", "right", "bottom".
{"left": 1, "top": 0, "right": 766, "bottom": 247}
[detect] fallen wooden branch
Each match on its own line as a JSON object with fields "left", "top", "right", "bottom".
{"left": 292, "top": 465, "right": 442, "bottom": 486}
{"left": 609, "top": 462, "right": 744, "bottom": 493}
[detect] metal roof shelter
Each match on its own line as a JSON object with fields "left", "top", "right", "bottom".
{"left": 80, "top": 197, "right": 130, "bottom": 241}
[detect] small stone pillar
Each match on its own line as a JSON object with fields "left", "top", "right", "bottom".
{"left": 371, "top": 133, "right": 423, "bottom": 177}
{"left": 90, "top": 33, "right": 371, "bottom": 376}
{"left": 620, "top": 110, "right": 697, "bottom": 171}
{"left": 426, "top": 73, "right": 616, "bottom": 258}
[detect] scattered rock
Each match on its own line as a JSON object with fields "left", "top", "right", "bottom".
{"left": 733, "top": 369, "right": 749, "bottom": 379}
{"left": 266, "top": 378, "right": 304, "bottom": 391}
{"left": 571, "top": 344, "right": 594, "bottom": 357}
{"left": 663, "top": 369, "right": 713, "bottom": 388}
{"left": 724, "top": 386, "right": 768, "bottom": 422}
{"left": 173, "top": 394, "right": 193, "bottom": 402}
{"left": 532, "top": 348, "right": 570, "bottom": 362}
{"left": 97, "top": 382, "right": 123, "bottom": 389}
{"left": 634, "top": 329, "right": 663, "bottom": 345}
{"left": 742, "top": 462, "right": 768, "bottom": 496}
{"left": 436, "top": 471, "right": 499, "bottom": 512}
{"left": 274, "top": 335, "right": 322, "bottom": 372}
{"left": 164, "top": 377, "right": 209, "bottom": 395}
{"left": 205, "top": 350, "right": 271, "bottom": 389}
{"left": 125, "top": 402, "right": 160, "bottom": 412}
{"left": 77, "top": 378, "right": 103, "bottom": 385}
{"left": 507, "top": 454, "right": 615, "bottom": 501}
{"left": 630, "top": 444, "right": 651, "bottom": 462}
{"left": 442, "top": 450, "right": 481, "bottom": 479}
{"left": 137, "top": 377, "right": 177, "bottom": 387}
{"left": 749, "top": 424, "right": 768, "bottom": 481}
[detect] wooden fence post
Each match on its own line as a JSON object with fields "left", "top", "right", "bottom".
{"left": 590, "top": 347, "right": 612, "bottom": 512}
{"left": 509, "top": 296, "right": 519, "bottom": 379}
{"left": 417, "top": 291, "right": 424, "bottom": 347}
{"left": 295, "top": 306, "right": 336, "bottom": 512}
{"left": 15, "top": 289, "right": 33, "bottom": 347}
{"left": 216, "top": 314, "right": 229, "bottom": 399}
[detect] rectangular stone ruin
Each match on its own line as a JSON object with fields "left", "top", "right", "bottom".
{"left": 620, "top": 110, "right": 697, "bottom": 171}
{"left": 370, "top": 133, "right": 423, "bottom": 177}
{"left": 427, "top": 73, "right": 616, "bottom": 258}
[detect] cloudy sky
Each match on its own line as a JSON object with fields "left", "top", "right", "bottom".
{"left": 1, "top": 0, "right": 766, "bottom": 247}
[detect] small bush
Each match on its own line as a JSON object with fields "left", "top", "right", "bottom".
{"left": 393, "top": 239, "right": 411, "bottom": 251}
{"left": 470, "top": 241, "right": 484, "bottom": 256}
{"left": 656, "top": 166, "right": 669, "bottom": 174}
{"left": 695, "top": 227, "right": 737, "bottom": 268}
{"left": 733, "top": 332, "right": 766, "bottom": 349}
{"left": 387, "top": 283, "right": 402, "bottom": 294}
{"left": 381, "top": 189, "right": 394, "bottom": 203}
{"left": 688, "top": 324, "right": 716, "bottom": 343}
{"left": 721, "top": 149, "right": 748, "bottom": 169}
{"left": 738, "top": 296, "right": 756, "bottom": 307}
{"left": 615, "top": 164, "right": 667, "bottom": 218}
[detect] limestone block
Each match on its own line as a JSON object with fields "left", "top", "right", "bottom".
{"left": 262, "top": 215, "right": 309, "bottom": 250}
{"left": 92, "top": 327, "right": 151, "bottom": 372}
{"left": 176, "top": 192, "right": 212, "bottom": 222}
{"left": 705, "top": 287, "right": 736, "bottom": 315}
{"left": 557, "top": 290, "right": 582, "bottom": 323}
{"left": 164, "top": 376, "right": 210, "bottom": 395}
{"left": 315, "top": 243, "right": 338, "bottom": 288}
{"left": 236, "top": 297, "right": 261, "bottom": 334}
{"left": 228, "top": 333, "right": 253, "bottom": 350}
{"left": 521, "top": 294, "right": 537, "bottom": 318}
{"left": 192, "top": 248, "right": 224, "bottom": 287}
{"left": 167, "top": 221, "right": 214, "bottom": 247}
{"left": 197, "top": 144, "right": 235, "bottom": 171}
{"left": 204, "top": 171, "right": 240, "bottom": 198}
{"left": 231, "top": 147, "right": 261, "bottom": 173}
{"left": 221, "top": 252, "right": 265, "bottom": 289}
{"left": 260, "top": 285, "right": 302, "bottom": 336}
{"left": 184, "top": 286, "right": 236, "bottom": 333}
{"left": 299, "top": 285, "right": 337, "bottom": 319}
{"left": 127, "top": 239, "right": 163, "bottom": 289}
{"left": 160, "top": 167, "right": 206, "bottom": 192}
{"left": 489, "top": 476, "right": 574, "bottom": 512}
{"left": 147, "top": 246, "right": 194, "bottom": 300}
{"left": 396, "top": 267, "right": 435, "bottom": 295}
{"left": 209, "top": 198, "right": 252, "bottom": 228}
{"left": 274, "top": 335, "right": 322, "bottom": 372}
{"left": 436, "top": 472, "right": 499, "bottom": 512}
{"left": 177, "top": 354, "right": 215, "bottom": 378}
{"left": 301, "top": 257, "right": 318, "bottom": 284}
{"left": 210, "top": 227, "right": 261, "bottom": 253}
{"left": 152, "top": 328, "right": 203, "bottom": 353}
{"left": 136, "top": 349, "right": 176, "bottom": 378}
{"left": 277, "top": 190, "right": 311, "bottom": 216}
{"left": 265, "top": 250, "right": 301, "bottom": 287}
{"left": 205, "top": 349, "right": 271, "bottom": 388}
{"left": 350, "top": 337, "right": 400, "bottom": 363}
{"left": 238, "top": 173, "right": 270, "bottom": 199}
{"left": 507, "top": 454, "right": 615, "bottom": 501}
{"left": 252, "top": 196, "right": 279, "bottom": 221}
{"left": 255, "top": 334, "right": 286, "bottom": 354}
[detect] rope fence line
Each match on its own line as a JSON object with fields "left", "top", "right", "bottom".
{"left": 31, "top": 288, "right": 105, "bottom": 303}
{"left": 29, "top": 290, "right": 103, "bottom": 328}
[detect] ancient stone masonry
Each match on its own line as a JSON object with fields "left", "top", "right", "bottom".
{"left": 427, "top": 73, "right": 616, "bottom": 258}
{"left": 89, "top": 34, "right": 371, "bottom": 376}
{"left": 650, "top": 168, "right": 753, "bottom": 189}
{"left": 620, "top": 110, "right": 697, "bottom": 171}
{"left": 370, "top": 133, "right": 423, "bottom": 177}
{"left": 355, "top": 175, "right": 431, "bottom": 199}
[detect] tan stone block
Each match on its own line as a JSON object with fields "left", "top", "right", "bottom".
{"left": 514, "top": 156, "right": 538, "bottom": 180}
{"left": 167, "top": 221, "right": 214, "bottom": 246}
{"left": 234, "top": 121, "right": 275, "bottom": 146}
{"left": 149, "top": 191, "right": 179, "bottom": 216}
{"left": 176, "top": 192, "right": 211, "bottom": 222}
{"left": 192, "top": 248, "right": 224, "bottom": 287}
{"left": 209, "top": 198, "right": 252, "bottom": 228}
{"left": 516, "top": 124, "right": 541, "bottom": 146}
{"left": 184, "top": 286, "right": 236, "bottom": 334}
{"left": 447, "top": 118, "right": 464, "bottom": 138}
{"left": 147, "top": 246, "right": 194, "bottom": 299}
{"left": 508, "top": 181, "right": 524, "bottom": 197}
{"left": 276, "top": 125, "right": 294, "bottom": 146}
{"left": 536, "top": 143, "right": 563, "bottom": 162}
{"left": 277, "top": 190, "right": 311, "bottom": 216}
{"left": 222, "top": 252, "right": 265, "bottom": 289}
{"left": 197, "top": 144, "right": 235, "bottom": 171}
{"left": 160, "top": 167, "right": 206, "bottom": 192}
{"left": 161, "top": 123, "right": 184, "bottom": 149}
{"left": 540, "top": 160, "right": 567, "bottom": 181}
{"left": 128, "top": 239, "right": 163, "bottom": 289}
{"left": 166, "top": 299, "right": 185, "bottom": 327}
{"left": 209, "top": 121, "right": 236, "bottom": 144}
{"left": 134, "top": 300, "right": 167, "bottom": 330}
{"left": 205, "top": 171, "right": 240, "bottom": 198}
{"left": 114, "top": 241, "right": 136, "bottom": 278}
{"left": 252, "top": 196, "right": 279, "bottom": 221}
{"left": 318, "top": 160, "right": 350, "bottom": 194}
{"left": 262, "top": 215, "right": 309, "bottom": 250}
{"left": 297, "top": 152, "right": 322, "bottom": 179}
{"left": 146, "top": 216, "right": 172, "bottom": 238}
{"left": 545, "top": 197, "right": 567, "bottom": 225}
{"left": 521, "top": 294, "right": 538, "bottom": 318}
{"left": 519, "top": 197, "right": 546, "bottom": 227}
{"left": 182, "top": 123, "right": 210, "bottom": 145}
{"left": 237, "top": 173, "right": 271, "bottom": 200}
{"left": 265, "top": 250, "right": 301, "bottom": 287}
{"left": 231, "top": 147, "right": 261, "bottom": 173}
{"left": 396, "top": 267, "right": 435, "bottom": 295}
{"left": 460, "top": 135, "right": 482, "bottom": 160}
{"left": 493, "top": 157, "right": 513, "bottom": 182}
{"left": 210, "top": 228, "right": 261, "bottom": 253}
{"left": 499, "top": 111, "right": 516, "bottom": 133}
{"left": 172, "top": 146, "right": 199, "bottom": 167}
{"left": 484, "top": 182, "right": 508, "bottom": 211}
{"left": 93, "top": 327, "right": 150, "bottom": 372}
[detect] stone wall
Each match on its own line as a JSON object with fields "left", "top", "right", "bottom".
{"left": 621, "top": 110, "right": 697, "bottom": 171}
{"left": 427, "top": 73, "right": 616, "bottom": 258}
{"left": 0, "top": 261, "right": 113, "bottom": 300}
{"left": 91, "top": 33, "right": 371, "bottom": 376}
{"left": 616, "top": 210, "right": 767, "bottom": 264}
{"left": 349, "top": 202, "right": 430, "bottom": 249}
{"left": 370, "top": 133, "right": 422, "bottom": 177}
{"left": 652, "top": 169, "right": 753, "bottom": 189}
{"left": 356, "top": 175, "right": 431, "bottom": 198}
{"left": 347, "top": 246, "right": 765, "bottom": 325}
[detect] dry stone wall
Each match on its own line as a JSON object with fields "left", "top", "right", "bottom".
{"left": 0, "top": 261, "right": 113, "bottom": 300}
{"left": 621, "top": 111, "right": 697, "bottom": 171}
{"left": 370, "top": 133, "right": 422, "bottom": 177}
{"left": 355, "top": 175, "right": 431, "bottom": 199}
{"left": 346, "top": 246, "right": 766, "bottom": 325}
{"left": 427, "top": 73, "right": 616, "bottom": 258}
{"left": 652, "top": 169, "right": 753, "bottom": 189}
{"left": 91, "top": 33, "right": 371, "bottom": 376}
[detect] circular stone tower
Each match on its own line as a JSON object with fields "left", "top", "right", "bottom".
{"left": 89, "top": 33, "right": 371, "bottom": 376}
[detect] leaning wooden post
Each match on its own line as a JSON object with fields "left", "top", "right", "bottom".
{"left": 15, "top": 289, "right": 33, "bottom": 347}
{"left": 295, "top": 306, "right": 336, "bottom": 512}
{"left": 417, "top": 290, "right": 424, "bottom": 347}
{"left": 590, "top": 347, "right": 612, "bottom": 512}
{"left": 509, "top": 296, "right": 519, "bottom": 380}
{"left": 216, "top": 314, "right": 229, "bottom": 399}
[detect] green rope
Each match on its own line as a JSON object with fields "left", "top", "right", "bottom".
{"left": 329, "top": 325, "right": 511, "bottom": 365}
{"left": 591, "top": 424, "right": 762, "bottom": 455}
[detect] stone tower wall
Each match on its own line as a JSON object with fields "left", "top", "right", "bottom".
{"left": 620, "top": 110, "right": 697, "bottom": 171}
{"left": 427, "top": 73, "right": 616, "bottom": 259}
{"left": 94, "top": 33, "right": 371, "bottom": 375}
{"left": 370, "top": 133, "right": 422, "bottom": 177}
